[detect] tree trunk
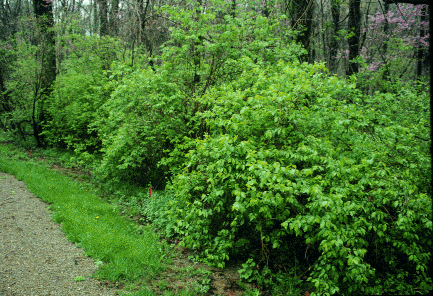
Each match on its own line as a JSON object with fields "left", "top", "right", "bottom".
{"left": 109, "top": 0, "right": 119, "bottom": 36}
{"left": 346, "top": 0, "right": 361, "bottom": 76}
{"left": 98, "top": 0, "right": 108, "bottom": 36}
{"left": 298, "top": 0, "right": 314, "bottom": 62}
{"left": 140, "top": 0, "right": 155, "bottom": 71}
{"left": 33, "top": 0, "right": 56, "bottom": 85}
{"left": 93, "top": 0, "right": 99, "bottom": 35}
{"left": 33, "top": 0, "right": 56, "bottom": 148}
{"left": 330, "top": 0, "right": 340, "bottom": 73}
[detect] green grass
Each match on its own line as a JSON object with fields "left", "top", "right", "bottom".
{"left": 0, "top": 141, "right": 228, "bottom": 296}
{"left": 0, "top": 140, "right": 306, "bottom": 295}
{"left": 0, "top": 143, "right": 166, "bottom": 284}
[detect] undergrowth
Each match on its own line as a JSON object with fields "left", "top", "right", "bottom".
{"left": 0, "top": 140, "right": 269, "bottom": 295}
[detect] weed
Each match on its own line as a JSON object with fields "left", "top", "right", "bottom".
{"left": 74, "top": 276, "right": 85, "bottom": 282}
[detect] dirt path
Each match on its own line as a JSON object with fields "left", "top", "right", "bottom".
{"left": 0, "top": 171, "right": 122, "bottom": 296}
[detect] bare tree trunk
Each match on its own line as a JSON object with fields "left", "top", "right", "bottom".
{"left": 285, "top": 0, "right": 314, "bottom": 62}
{"left": 93, "top": 0, "right": 99, "bottom": 35}
{"left": 140, "top": 0, "right": 155, "bottom": 71}
{"left": 33, "top": 0, "right": 56, "bottom": 148}
{"left": 330, "top": 0, "right": 340, "bottom": 73}
{"left": 347, "top": 0, "right": 361, "bottom": 76}
{"left": 109, "top": 0, "right": 119, "bottom": 36}
{"left": 98, "top": 0, "right": 108, "bottom": 36}
{"left": 299, "top": 0, "right": 314, "bottom": 62}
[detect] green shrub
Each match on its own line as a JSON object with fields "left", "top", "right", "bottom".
{"left": 55, "top": 0, "right": 306, "bottom": 190}
{"left": 41, "top": 35, "right": 119, "bottom": 154}
{"left": 359, "top": 84, "right": 430, "bottom": 196}
{"left": 143, "top": 190, "right": 187, "bottom": 238}
{"left": 157, "top": 0, "right": 305, "bottom": 97}
{"left": 92, "top": 67, "right": 197, "bottom": 189}
{"left": 164, "top": 58, "right": 432, "bottom": 295}
{"left": 1, "top": 16, "right": 50, "bottom": 149}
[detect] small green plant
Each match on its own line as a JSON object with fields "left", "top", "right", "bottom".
{"left": 155, "top": 280, "right": 169, "bottom": 290}
{"left": 74, "top": 276, "right": 85, "bottom": 282}
{"left": 142, "top": 190, "right": 186, "bottom": 239}
{"left": 189, "top": 280, "right": 210, "bottom": 294}
{"left": 244, "top": 288, "right": 261, "bottom": 296}
{"left": 239, "top": 259, "right": 259, "bottom": 282}
{"left": 95, "top": 260, "right": 104, "bottom": 269}
{"left": 11, "top": 151, "right": 29, "bottom": 161}
{"left": 239, "top": 259, "right": 306, "bottom": 295}
{"left": 196, "top": 268, "right": 212, "bottom": 276}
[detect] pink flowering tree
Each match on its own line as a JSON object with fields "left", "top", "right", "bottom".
{"left": 357, "top": 3, "right": 429, "bottom": 92}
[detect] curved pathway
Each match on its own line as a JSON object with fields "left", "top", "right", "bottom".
{"left": 0, "top": 172, "right": 122, "bottom": 296}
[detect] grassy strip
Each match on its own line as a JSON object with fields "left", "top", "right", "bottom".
{"left": 0, "top": 144, "right": 166, "bottom": 284}
{"left": 0, "top": 141, "right": 264, "bottom": 296}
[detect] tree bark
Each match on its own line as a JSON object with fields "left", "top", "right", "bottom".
{"left": 109, "top": 0, "right": 119, "bottom": 36}
{"left": 33, "top": 0, "right": 56, "bottom": 148}
{"left": 346, "top": 0, "right": 361, "bottom": 76}
{"left": 284, "top": 0, "right": 314, "bottom": 62}
{"left": 297, "top": 0, "right": 314, "bottom": 62}
{"left": 330, "top": 0, "right": 340, "bottom": 72}
{"left": 140, "top": 0, "right": 155, "bottom": 71}
{"left": 93, "top": 0, "right": 99, "bottom": 35}
{"left": 98, "top": 0, "right": 108, "bottom": 36}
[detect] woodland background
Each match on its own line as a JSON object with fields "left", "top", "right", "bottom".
{"left": 0, "top": 0, "right": 430, "bottom": 147}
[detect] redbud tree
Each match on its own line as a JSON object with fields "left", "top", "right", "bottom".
{"left": 357, "top": 3, "right": 429, "bottom": 93}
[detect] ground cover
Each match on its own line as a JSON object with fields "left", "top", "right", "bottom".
{"left": 0, "top": 139, "right": 289, "bottom": 295}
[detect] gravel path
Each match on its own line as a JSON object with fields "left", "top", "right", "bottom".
{"left": 0, "top": 172, "right": 122, "bottom": 296}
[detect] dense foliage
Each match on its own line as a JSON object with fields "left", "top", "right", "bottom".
{"left": 160, "top": 58, "right": 431, "bottom": 295}
{"left": 0, "top": 16, "right": 51, "bottom": 148}
{"left": 0, "top": 1, "right": 430, "bottom": 295}
{"left": 41, "top": 35, "right": 118, "bottom": 155}
{"left": 157, "top": 1, "right": 305, "bottom": 96}
{"left": 91, "top": 66, "right": 190, "bottom": 189}
{"left": 81, "top": 1, "right": 306, "bottom": 189}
